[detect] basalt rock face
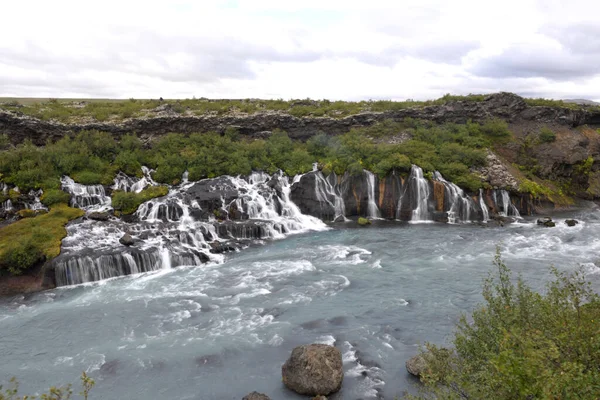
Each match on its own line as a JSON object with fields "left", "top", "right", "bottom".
{"left": 2, "top": 93, "right": 599, "bottom": 146}
{"left": 291, "top": 167, "right": 530, "bottom": 223}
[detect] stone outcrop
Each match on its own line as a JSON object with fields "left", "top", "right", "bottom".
{"left": 2, "top": 93, "right": 599, "bottom": 146}
{"left": 472, "top": 150, "right": 519, "bottom": 190}
{"left": 281, "top": 344, "right": 343, "bottom": 396}
{"left": 242, "top": 392, "right": 271, "bottom": 400}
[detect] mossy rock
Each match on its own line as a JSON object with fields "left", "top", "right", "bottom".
{"left": 17, "top": 209, "right": 37, "bottom": 219}
{"left": 357, "top": 217, "right": 371, "bottom": 226}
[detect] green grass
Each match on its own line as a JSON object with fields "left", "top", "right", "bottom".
{"left": 0, "top": 204, "right": 84, "bottom": 275}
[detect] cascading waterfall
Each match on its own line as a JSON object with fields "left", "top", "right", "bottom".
{"left": 54, "top": 170, "right": 328, "bottom": 287}
{"left": 497, "top": 190, "right": 521, "bottom": 218}
{"left": 25, "top": 189, "right": 47, "bottom": 211}
{"left": 364, "top": 170, "right": 382, "bottom": 219}
{"left": 432, "top": 172, "right": 474, "bottom": 223}
{"left": 408, "top": 165, "right": 431, "bottom": 222}
{"left": 61, "top": 176, "right": 111, "bottom": 210}
{"left": 314, "top": 171, "right": 347, "bottom": 221}
{"left": 479, "top": 189, "right": 489, "bottom": 222}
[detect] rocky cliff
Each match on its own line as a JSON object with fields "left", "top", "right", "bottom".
{"left": 2, "top": 93, "right": 599, "bottom": 146}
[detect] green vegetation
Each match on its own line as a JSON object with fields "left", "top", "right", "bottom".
{"left": 525, "top": 97, "right": 600, "bottom": 112}
{"left": 538, "top": 126, "right": 557, "bottom": 143}
{"left": 357, "top": 217, "right": 371, "bottom": 226}
{"left": 409, "top": 252, "right": 600, "bottom": 399}
{"left": 0, "top": 204, "right": 84, "bottom": 275}
{"left": 112, "top": 185, "right": 169, "bottom": 215}
{"left": 1, "top": 94, "right": 490, "bottom": 123}
{"left": 0, "top": 118, "right": 512, "bottom": 194}
{"left": 1, "top": 372, "right": 94, "bottom": 400}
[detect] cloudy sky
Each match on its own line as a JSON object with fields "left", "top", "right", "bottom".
{"left": 1, "top": 0, "right": 599, "bottom": 101}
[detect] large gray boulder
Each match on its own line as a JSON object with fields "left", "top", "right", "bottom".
{"left": 119, "top": 233, "right": 134, "bottom": 246}
{"left": 282, "top": 344, "right": 343, "bottom": 396}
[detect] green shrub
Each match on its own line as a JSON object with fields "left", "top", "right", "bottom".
{"left": 41, "top": 189, "right": 71, "bottom": 207}
{"left": 0, "top": 237, "right": 45, "bottom": 275}
{"left": 480, "top": 118, "right": 512, "bottom": 143}
{"left": 1, "top": 372, "right": 94, "bottom": 400}
{"left": 112, "top": 185, "right": 169, "bottom": 215}
{"left": 539, "top": 126, "right": 557, "bottom": 143}
{"left": 410, "top": 252, "right": 600, "bottom": 399}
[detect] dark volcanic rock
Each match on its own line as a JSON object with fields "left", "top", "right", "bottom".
{"left": 282, "top": 344, "right": 343, "bottom": 396}
{"left": 87, "top": 211, "right": 110, "bottom": 221}
{"left": 565, "top": 219, "right": 579, "bottom": 226}
{"left": 537, "top": 217, "right": 553, "bottom": 225}
{"left": 119, "top": 233, "right": 134, "bottom": 246}
{"left": 3, "top": 93, "right": 599, "bottom": 146}
{"left": 242, "top": 392, "right": 271, "bottom": 400}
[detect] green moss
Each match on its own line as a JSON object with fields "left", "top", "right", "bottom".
{"left": 357, "top": 217, "right": 371, "bottom": 226}
{"left": 111, "top": 185, "right": 169, "bottom": 215}
{"left": 0, "top": 204, "right": 84, "bottom": 275}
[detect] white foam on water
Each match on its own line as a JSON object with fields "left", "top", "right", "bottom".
{"left": 315, "top": 335, "right": 336, "bottom": 346}
{"left": 371, "top": 259, "right": 382, "bottom": 269}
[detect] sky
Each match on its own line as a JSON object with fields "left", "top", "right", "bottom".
{"left": 1, "top": 0, "right": 599, "bottom": 101}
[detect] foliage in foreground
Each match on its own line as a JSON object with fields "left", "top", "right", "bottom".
{"left": 409, "top": 252, "right": 600, "bottom": 399}
{"left": 0, "top": 372, "right": 94, "bottom": 400}
{"left": 0, "top": 204, "right": 84, "bottom": 275}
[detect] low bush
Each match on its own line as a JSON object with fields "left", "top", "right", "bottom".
{"left": 409, "top": 252, "right": 600, "bottom": 399}
{"left": 112, "top": 185, "right": 169, "bottom": 215}
{"left": 539, "top": 126, "right": 557, "bottom": 143}
{"left": 41, "top": 189, "right": 71, "bottom": 207}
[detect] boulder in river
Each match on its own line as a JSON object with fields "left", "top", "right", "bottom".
{"left": 565, "top": 219, "right": 579, "bottom": 227}
{"left": 242, "top": 392, "right": 271, "bottom": 400}
{"left": 406, "top": 354, "right": 428, "bottom": 378}
{"left": 537, "top": 217, "right": 555, "bottom": 227}
{"left": 119, "top": 233, "right": 135, "bottom": 246}
{"left": 282, "top": 344, "right": 343, "bottom": 396}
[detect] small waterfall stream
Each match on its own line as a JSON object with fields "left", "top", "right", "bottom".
{"left": 408, "top": 165, "right": 431, "bottom": 222}
{"left": 61, "top": 176, "right": 111, "bottom": 210}
{"left": 365, "top": 170, "right": 382, "bottom": 219}
{"left": 479, "top": 189, "right": 489, "bottom": 222}
{"left": 432, "top": 171, "right": 475, "bottom": 223}
{"left": 314, "top": 172, "right": 347, "bottom": 221}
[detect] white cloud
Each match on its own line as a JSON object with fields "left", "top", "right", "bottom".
{"left": 0, "top": 0, "right": 598, "bottom": 101}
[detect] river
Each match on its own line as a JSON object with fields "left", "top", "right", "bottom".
{"left": 2, "top": 210, "right": 600, "bottom": 399}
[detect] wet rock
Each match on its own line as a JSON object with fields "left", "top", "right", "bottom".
{"left": 432, "top": 211, "right": 449, "bottom": 223}
{"left": 565, "top": 219, "right": 579, "bottom": 227}
{"left": 195, "top": 354, "right": 223, "bottom": 367}
{"left": 312, "top": 396, "right": 328, "bottom": 400}
{"left": 100, "top": 359, "right": 119, "bottom": 376}
{"left": 537, "top": 217, "right": 555, "bottom": 227}
{"left": 209, "top": 241, "right": 237, "bottom": 254}
{"left": 242, "top": 392, "right": 271, "bottom": 400}
{"left": 87, "top": 211, "right": 110, "bottom": 221}
{"left": 406, "top": 354, "right": 428, "bottom": 378}
{"left": 119, "top": 233, "right": 134, "bottom": 246}
{"left": 282, "top": 344, "right": 343, "bottom": 396}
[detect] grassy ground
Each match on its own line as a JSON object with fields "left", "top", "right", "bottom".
{"left": 0, "top": 204, "right": 84, "bottom": 275}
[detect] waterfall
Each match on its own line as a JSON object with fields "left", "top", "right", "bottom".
{"left": 364, "top": 170, "right": 382, "bottom": 219}
{"left": 54, "top": 170, "right": 328, "bottom": 287}
{"left": 432, "top": 171, "right": 474, "bottom": 223}
{"left": 408, "top": 165, "right": 431, "bottom": 223}
{"left": 112, "top": 166, "right": 157, "bottom": 193}
{"left": 479, "top": 189, "right": 489, "bottom": 222}
{"left": 61, "top": 176, "right": 111, "bottom": 210}
{"left": 25, "top": 189, "right": 47, "bottom": 211}
{"left": 314, "top": 172, "right": 347, "bottom": 221}
{"left": 497, "top": 190, "right": 521, "bottom": 218}
{"left": 1, "top": 199, "right": 12, "bottom": 212}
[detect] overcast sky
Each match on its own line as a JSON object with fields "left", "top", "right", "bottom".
{"left": 1, "top": 0, "right": 599, "bottom": 101}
